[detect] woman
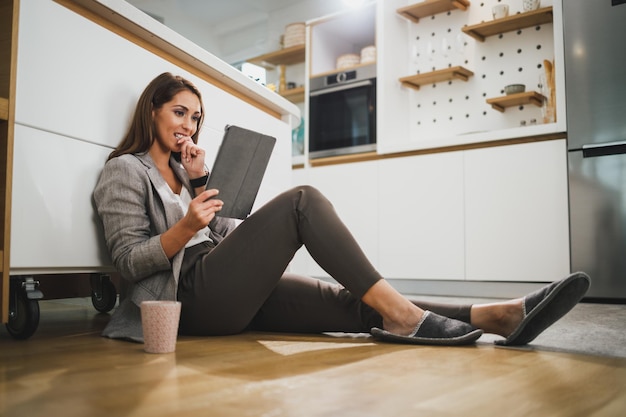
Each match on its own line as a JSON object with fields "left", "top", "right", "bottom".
{"left": 93, "top": 72, "right": 590, "bottom": 346}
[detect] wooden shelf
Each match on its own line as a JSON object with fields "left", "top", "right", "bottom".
{"left": 310, "top": 61, "right": 377, "bottom": 79}
{"left": 247, "top": 44, "right": 305, "bottom": 68}
{"left": 0, "top": 97, "right": 8, "bottom": 121}
{"left": 248, "top": 45, "right": 306, "bottom": 102}
{"left": 280, "top": 86, "right": 305, "bottom": 103}
{"left": 462, "top": 6, "right": 553, "bottom": 42}
{"left": 399, "top": 66, "right": 474, "bottom": 90}
{"left": 397, "top": 0, "right": 470, "bottom": 23}
{"left": 486, "top": 91, "right": 546, "bottom": 112}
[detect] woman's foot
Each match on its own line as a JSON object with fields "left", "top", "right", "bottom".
{"left": 372, "top": 311, "right": 483, "bottom": 346}
{"left": 472, "top": 272, "right": 591, "bottom": 345}
{"left": 496, "top": 272, "right": 591, "bottom": 346}
{"left": 362, "top": 279, "right": 427, "bottom": 336}
{"left": 471, "top": 298, "right": 525, "bottom": 338}
{"left": 382, "top": 309, "right": 425, "bottom": 336}
{"left": 362, "top": 279, "right": 483, "bottom": 345}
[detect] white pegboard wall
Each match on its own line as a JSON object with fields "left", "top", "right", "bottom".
{"left": 406, "top": 0, "right": 555, "bottom": 142}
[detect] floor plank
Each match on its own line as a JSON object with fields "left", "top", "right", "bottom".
{"left": 1, "top": 299, "right": 626, "bottom": 417}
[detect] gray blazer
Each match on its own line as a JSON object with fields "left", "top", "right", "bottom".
{"left": 93, "top": 152, "right": 234, "bottom": 342}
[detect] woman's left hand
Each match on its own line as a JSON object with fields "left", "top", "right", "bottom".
{"left": 178, "top": 135, "right": 206, "bottom": 178}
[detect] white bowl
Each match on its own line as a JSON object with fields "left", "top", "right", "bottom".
{"left": 504, "top": 84, "right": 525, "bottom": 95}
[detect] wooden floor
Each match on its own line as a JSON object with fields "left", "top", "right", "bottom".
{"left": 1, "top": 299, "right": 626, "bottom": 417}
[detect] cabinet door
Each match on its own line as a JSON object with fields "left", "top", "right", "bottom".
{"left": 10, "top": 125, "right": 113, "bottom": 272}
{"left": 378, "top": 152, "right": 465, "bottom": 280}
{"left": 464, "top": 140, "right": 570, "bottom": 281}
{"left": 289, "top": 161, "right": 379, "bottom": 279}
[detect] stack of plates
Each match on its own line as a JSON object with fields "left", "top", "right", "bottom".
{"left": 360, "top": 45, "right": 376, "bottom": 64}
{"left": 337, "top": 53, "right": 360, "bottom": 69}
{"left": 283, "top": 22, "right": 305, "bottom": 48}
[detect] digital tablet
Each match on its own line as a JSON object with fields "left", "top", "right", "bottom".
{"left": 205, "top": 125, "right": 276, "bottom": 219}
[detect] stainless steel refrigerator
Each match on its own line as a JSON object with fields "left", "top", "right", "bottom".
{"left": 563, "top": 0, "right": 626, "bottom": 300}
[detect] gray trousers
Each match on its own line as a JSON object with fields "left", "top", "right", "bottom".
{"left": 177, "top": 186, "right": 471, "bottom": 336}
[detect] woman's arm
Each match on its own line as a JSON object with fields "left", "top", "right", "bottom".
{"left": 94, "top": 157, "right": 172, "bottom": 282}
{"left": 94, "top": 156, "right": 224, "bottom": 280}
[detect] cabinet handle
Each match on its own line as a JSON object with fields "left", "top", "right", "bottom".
{"left": 582, "top": 140, "right": 626, "bottom": 158}
{"left": 310, "top": 80, "right": 373, "bottom": 97}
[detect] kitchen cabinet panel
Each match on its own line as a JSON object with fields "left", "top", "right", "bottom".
{"left": 378, "top": 152, "right": 465, "bottom": 280}
{"left": 10, "top": 125, "right": 113, "bottom": 271}
{"left": 289, "top": 161, "right": 379, "bottom": 279}
{"left": 291, "top": 139, "right": 569, "bottom": 286}
{"left": 464, "top": 139, "right": 570, "bottom": 281}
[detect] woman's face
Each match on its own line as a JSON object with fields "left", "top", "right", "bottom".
{"left": 152, "top": 89, "right": 202, "bottom": 153}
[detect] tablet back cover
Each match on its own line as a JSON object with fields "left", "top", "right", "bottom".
{"left": 206, "top": 125, "right": 276, "bottom": 219}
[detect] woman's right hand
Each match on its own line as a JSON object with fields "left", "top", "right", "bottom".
{"left": 160, "top": 189, "right": 223, "bottom": 260}
{"left": 184, "top": 188, "right": 223, "bottom": 231}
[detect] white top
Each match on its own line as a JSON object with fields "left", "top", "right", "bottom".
{"left": 176, "top": 187, "right": 212, "bottom": 248}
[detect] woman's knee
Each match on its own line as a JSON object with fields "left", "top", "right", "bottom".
{"left": 290, "top": 185, "right": 322, "bottom": 198}
{"left": 288, "top": 185, "right": 330, "bottom": 208}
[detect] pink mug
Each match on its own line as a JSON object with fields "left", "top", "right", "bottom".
{"left": 140, "top": 301, "right": 181, "bottom": 353}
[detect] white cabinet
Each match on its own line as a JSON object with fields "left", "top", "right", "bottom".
{"left": 290, "top": 140, "right": 570, "bottom": 284}
{"left": 9, "top": 0, "right": 296, "bottom": 274}
{"left": 10, "top": 126, "right": 113, "bottom": 271}
{"left": 378, "top": 152, "right": 465, "bottom": 280}
{"left": 290, "top": 161, "right": 378, "bottom": 279}
{"left": 464, "top": 139, "right": 570, "bottom": 281}
{"left": 309, "top": 4, "right": 376, "bottom": 76}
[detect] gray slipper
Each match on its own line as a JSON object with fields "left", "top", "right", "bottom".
{"left": 371, "top": 311, "right": 483, "bottom": 346}
{"left": 496, "top": 271, "right": 591, "bottom": 346}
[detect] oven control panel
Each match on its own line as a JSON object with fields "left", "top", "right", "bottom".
{"left": 327, "top": 70, "right": 357, "bottom": 86}
{"left": 310, "top": 64, "right": 376, "bottom": 92}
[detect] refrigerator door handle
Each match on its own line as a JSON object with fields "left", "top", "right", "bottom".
{"left": 582, "top": 140, "right": 626, "bottom": 158}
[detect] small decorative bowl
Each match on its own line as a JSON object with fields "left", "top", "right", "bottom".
{"left": 504, "top": 84, "right": 526, "bottom": 95}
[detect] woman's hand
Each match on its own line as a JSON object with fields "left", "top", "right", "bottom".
{"left": 184, "top": 189, "right": 223, "bottom": 231}
{"left": 177, "top": 135, "right": 206, "bottom": 178}
{"left": 160, "top": 189, "right": 223, "bottom": 260}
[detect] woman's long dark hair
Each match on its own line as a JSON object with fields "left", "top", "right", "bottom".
{"left": 108, "top": 72, "right": 205, "bottom": 160}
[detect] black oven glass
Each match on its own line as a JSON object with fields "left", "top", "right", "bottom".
{"left": 309, "top": 79, "right": 376, "bottom": 157}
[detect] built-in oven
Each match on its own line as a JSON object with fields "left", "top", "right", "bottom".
{"left": 308, "top": 64, "right": 376, "bottom": 159}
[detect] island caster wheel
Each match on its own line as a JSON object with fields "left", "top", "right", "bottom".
{"left": 90, "top": 274, "right": 117, "bottom": 313}
{"left": 6, "top": 277, "right": 42, "bottom": 340}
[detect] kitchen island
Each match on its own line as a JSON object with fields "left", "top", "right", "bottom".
{"left": 1, "top": 0, "right": 299, "bottom": 337}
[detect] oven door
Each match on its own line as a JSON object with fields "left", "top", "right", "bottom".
{"left": 309, "top": 78, "right": 376, "bottom": 158}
